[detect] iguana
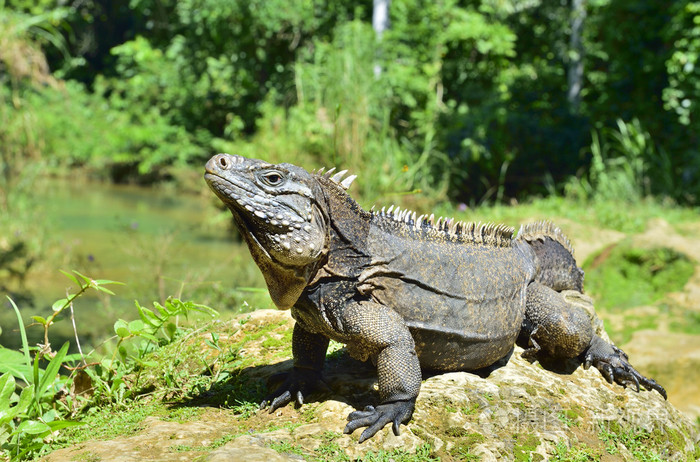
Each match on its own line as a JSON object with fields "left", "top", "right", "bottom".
{"left": 204, "top": 153, "right": 666, "bottom": 443}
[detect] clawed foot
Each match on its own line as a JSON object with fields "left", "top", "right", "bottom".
{"left": 584, "top": 336, "right": 667, "bottom": 399}
{"left": 343, "top": 399, "right": 415, "bottom": 443}
{"left": 259, "top": 367, "right": 329, "bottom": 412}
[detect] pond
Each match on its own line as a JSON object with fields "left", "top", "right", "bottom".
{"left": 0, "top": 177, "right": 272, "bottom": 351}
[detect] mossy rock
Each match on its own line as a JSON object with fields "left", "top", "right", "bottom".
{"left": 42, "top": 310, "right": 700, "bottom": 462}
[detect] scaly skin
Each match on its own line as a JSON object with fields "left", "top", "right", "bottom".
{"left": 204, "top": 153, "right": 667, "bottom": 442}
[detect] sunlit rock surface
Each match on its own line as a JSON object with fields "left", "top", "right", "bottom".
{"left": 42, "top": 309, "right": 699, "bottom": 461}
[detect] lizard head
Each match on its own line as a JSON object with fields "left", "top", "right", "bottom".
{"left": 205, "top": 153, "right": 328, "bottom": 266}
{"left": 204, "top": 153, "right": 328, "bottom": 309}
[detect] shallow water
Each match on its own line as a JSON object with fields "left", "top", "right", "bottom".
{"left": 1, "top": 178, "right": 270, "bottom": 350}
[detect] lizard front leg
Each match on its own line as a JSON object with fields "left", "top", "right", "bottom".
{"left": 260, "top": 322, "right": 329, "bottom": 411}
{"left": 341, "top": 300, "right": 422, "bottom": 443}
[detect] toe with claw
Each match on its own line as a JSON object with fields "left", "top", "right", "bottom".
{"left": 343, "top": 399, "right": 415, "bottom": 443}
{"left": 259, "top": 367, "right": 329, "bottom": 413}
{"left": 584, "top": 336, "right": 667, "bottom": 399}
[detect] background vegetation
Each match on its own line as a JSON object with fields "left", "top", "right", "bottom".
{"left": 2, "top": 1, "right": 700, "bottom": 459}
{"left": 1, "top": 0, "right": 699, "bottom": 206}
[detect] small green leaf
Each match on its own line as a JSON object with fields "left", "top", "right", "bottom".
{"left": 18, "top": 419, "right": 51, "bottom": 435}
{"left": 31, "top": 316, "right": 47, "bottom": 326}
{"left": 33, "top": 353, "right": 40, "bottom": 387}
{"left": 59, "top": 270, "right": 80, "bottom": 287}
{"left": 8, "top": 297, "right": 32, "bottom": 371}
{"left": 41, "top": 409, "right": 59, "bottom": 423}
{"left": 52, "top": 298, "right": 69, "bottom": 312}
{"left": 128, "top": 320, "right": 145, "bottom": 334}
{"left": 137, "top": 332, "right": 159, "bottom": 342}
{"left": 47, "top": 419, "right": 85, "bottom": 431}
{"left": 14, "top": 386, "right": 33, "bottom": 416}
{"left": 118, "top": 345, "right": 128, "bottom": 361}
{"left": 133, "top": 358, "right": 158, "bottom": 368}
{"left": 136, "top": 303, "right": 159, "bottom": 327}
{"left": 154, "top": 302, "right": 169, "bottom": 317}
{"left": 114, "top": 320, "right": 130, "bottom": 338}
{"left": 93, "top": 279, "right": 124, "bottom": 286}
{"left": 0, "top": 374, "right": 15, "bottom": 411}
{"left": 0, "top": 386, "right": 33, "bottom": 422}
{"left": 0, "top": 347, "right": 31, "bottom": 382}
{"left": 72, "top": 270, "right": 92, "bottom": 285}
{"left": 165, "top": 322, "right": 177, "bottom": 340}
{"left": 94, "top": 285, "right": 116, "bottom": 295}
{"left": 38, "top": 342, "right": 69, "bottom": 397}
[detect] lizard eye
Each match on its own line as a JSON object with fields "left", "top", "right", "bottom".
{"left": 261, "top": 171, "right": 285, "bottom": 186}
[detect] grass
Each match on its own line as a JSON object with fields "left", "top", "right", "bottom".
{"left": 582, "top": 243, "right": 695, "bottom": 311}
{"left": 597, "top": 422, "right": 664, "bottom": 461}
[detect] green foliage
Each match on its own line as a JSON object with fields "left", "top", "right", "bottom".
{"left": 3, "top": 0, "right": 700, "bottom": 206}
{"left": 664, "top": 2, "right": 700, "bottom": 128}
{"left": 597, "top": 422, "right": 664, "bottom": 461}
{"left": 567, "top": 119, "right": 653, "bottom": 204}
{"left": 0, "top": 4, "right": 68, "bottom": 211}
{"left": 0, "top": 271, "right": 216, "bottom": 460}
{"left": 0, "top": 297, "right": 82, "bottom": 460}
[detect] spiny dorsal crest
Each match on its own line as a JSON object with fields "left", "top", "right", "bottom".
{"left": 516, "top": 221, "right": 575, "bottom": 256}
{"left": 370, "top": 205, "right": 514, "bottom": 247}
{"left": 313, "top": 167, "right": 357, "bottom": 190}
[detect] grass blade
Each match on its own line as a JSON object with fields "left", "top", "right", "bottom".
{"left": 7, "top": 297, "right": 31, "bottom": 370}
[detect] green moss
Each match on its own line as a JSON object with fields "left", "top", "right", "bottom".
{"left": 71, "top": 452, "right": 102, "bottom": 462}
{"left": 670, "top": 310, "right": 700, "bottom": 335}
{"left": 551, "top": 441, "right": 601, "bottom": 461}
{"left": 450, "top": 444, "right": 481, "bottom": 461}
{"left": 597, "top": 422, "right": 665, "bottom": 461}
{"left": 299, "top": 402, "right": 320, "bottom": 423}
{"left": 558, "top": 409, "right": 581, "bottom": 428}
{"left": 461, "top": 401, "right": 482, "bottom": 415}
{"left": 513, "top": 433, "right": 541, "bottom": 462}
{"left": 315, "top": 432, "right": 351, "bottom": 462}
{"left": 523, "top": 384, "right": 538, "bottom": 396}
{"left": 583, "top": 243, "right": 694, "bottom": 311}
{"left": 447, "top": 430, "right": 486, "bottom": 460}
{"left": 356, "top": 443, "right": 439, "bottom": 462}
{"left": 268, "top": 440, "right": 306, "bottom": 456}
{"left": 63, "top": 401, "right": 159, "bottom": 444}
{"left": 162, "top": 406, "right": 206, "bottom": 423}
{"left": 209, "top": 434, "right": 235, "bottom": 449}
{"left": 168, "top": 444, "right": 197, "bottom": 452}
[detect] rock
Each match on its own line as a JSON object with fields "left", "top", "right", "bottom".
{"left": 41, "top": 309, "right": 700, "bottom": 461}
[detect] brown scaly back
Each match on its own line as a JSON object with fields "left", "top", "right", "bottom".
{"left": 516, "top": 221, "right": 575, "bottom": 257}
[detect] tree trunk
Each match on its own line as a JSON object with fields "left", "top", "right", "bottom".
{"left": 567, "top": 0, "right": 586, "bottom": 113}
{"left": 373, "top": 0, "right": 390, "bottom": 77}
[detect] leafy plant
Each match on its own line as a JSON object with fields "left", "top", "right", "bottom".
{"left": 0, "top": 299, "right": 82, "bottom": 460}
{"left": 0, "top": 270, "right": 217, "bottom": 460}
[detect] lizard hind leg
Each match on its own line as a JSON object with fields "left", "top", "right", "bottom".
{"left": 522, "top": 282, "right": 667, "bottom": 399}
{"left": 521, "top": 282, "right": 593, "bottom": 360}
